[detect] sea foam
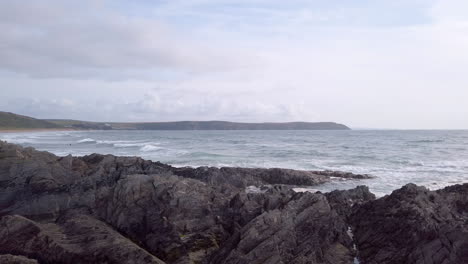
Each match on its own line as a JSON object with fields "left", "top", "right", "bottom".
{"left": 140, "top": 144, "right": 163, "bottom": 152}
{"left": 77, "top": 138, "right": 96, "bottom": 143}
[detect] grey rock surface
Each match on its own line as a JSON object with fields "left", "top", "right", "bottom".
{"left": 0, "top": 254, "right": 39, "bottom": 264}
{"left": 0, "top": 141, "right": 369, "bottom": 263}
{"left": 0, "top": 213, "right": 165, "bottom": 264}
{"left": 350, "top": 183, "right": 468, "bottom": 264}
{"left": 1, "top": 140, "right": 466, "bottom": 264}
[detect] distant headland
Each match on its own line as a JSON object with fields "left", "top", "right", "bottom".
{"left": 0, "top": 111, "right": 350, "bottom": 131}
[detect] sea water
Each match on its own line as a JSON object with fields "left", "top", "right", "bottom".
{"left": 1, "top": 130, "right": 467, "bottom": 196}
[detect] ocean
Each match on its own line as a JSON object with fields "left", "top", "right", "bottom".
{"left": 1, "top": 130, "right": 467, "bottom": 196}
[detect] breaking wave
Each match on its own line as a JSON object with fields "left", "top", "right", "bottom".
{"left": 77, "top": 138, "right": 96, "bottom": 143}
{"left": 140, "top": 144, "right": 163, "bottom": 152}
{"left": 2, "top": 129, "right": 467, "bottom": 196}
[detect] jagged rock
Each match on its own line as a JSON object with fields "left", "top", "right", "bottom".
{"left": 350, "top": 183, "right": 468, "bottom": 264}
{"left": 325, "top": 185, "right": 376, "bottom": 220}
{"left": 0, "top": 254, "right": 38, "bottom": 264}
{"left": 0, "top": 140, "right": 366, "bottom": 220}
{"left": 0, "top": 141, "right": 368, "bottom": 263}
{"left": 0, "top": 214, "right": 166, "bottom": 264}
{"left": 211, "top": 191, "right": 356, "bottom": 264}
{"left": 173, "top": 166, "right": 372, "bottom": 189}
{"left": 95, "top": 173, "right": 233, "bottom": 264}
{"left": 2, "top": 141, "right": 466, "bottom": 264}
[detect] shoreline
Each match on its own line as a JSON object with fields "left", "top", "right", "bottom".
{"left": 0, "top": 128, "right": 81, "bottom": 133}
{"left": 0, "top": 140, "right": 466, "bottom": 263}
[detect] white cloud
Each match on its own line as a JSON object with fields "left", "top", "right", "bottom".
{"left": 0, "top": 0, "right": 468, "bottom": 128}
{"left": 430, "top": 0, "right": 468, "bottom": 24}
{"left": 0, "top": 0, "right": 255, "bottom": 80}
{"left": 1, "top": 89, "right": 318, "bottom": 123}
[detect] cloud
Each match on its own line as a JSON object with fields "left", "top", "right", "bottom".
{"left": 1, "top": 89, "right": 318, "bottom": 123}
{"left": 0, "top": 0, "right": 255, "bottom": 80}
{"left": 0, "top": 0, "right": 468, "bottom": 128}
{"left": 430, "top": 0, "right": 468, "bottom": 24}
{"left": 110, "top": 89, "right": 320, "bottom": 122}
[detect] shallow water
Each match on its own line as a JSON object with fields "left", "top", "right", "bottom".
{"left": 1, "top": 130, "right": 467, "bottom": 196}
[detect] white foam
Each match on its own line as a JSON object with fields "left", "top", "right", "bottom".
{"left": 4, "top": 130, "right": 467, "bottom": 197}
{"left": 77, "top": 138, "right": 96, "bottom": 143}
{"left": 293, "top": 187, "right": 319, "bottom": 193}
{"left": 115, "top": 142, "right": 156, "bottom": 148}
{"left": 140, "top": 144, "right": 163, "bottom": 152}
{"left": 245, "top": 186, "right": 266, "bottom": 194}
{"left": 0, "top": 134, "right": 39, "bottom": 144}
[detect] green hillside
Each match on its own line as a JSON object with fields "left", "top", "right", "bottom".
{"left": 1, "top": 111, "right": 350, "bottom": 131}
{"left": 0, "top": 112, "right": 62, "bottom": 130}
{"left": 47, "top": 120, "right": 350, "bottom": 130}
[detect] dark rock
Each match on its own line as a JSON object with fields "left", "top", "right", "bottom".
{"left": 0, "top": 141, "right": 369, "bottom": 263}
{"left": 211, "top": 191, "right": 356, "bottom": 264}
{"left": 3, "top": 141, "right": 465, "bottom": 264}
{"left": 0, "top": 254, "right": 39, "bottom": 264}
{"left": 325, "top": 185, "right": 376, "bottom": 220}
{"left": 310, "top": 170, "right": 374, "bottom": 179}
{"left": 173, "top": 166, "right": 371, "bottom": 189}
{"left": 350, "top": 183, "right": 468, "bottom": 264}
{"left": 0, "top": 213, "right": 165, "bottom": 264}
{"left": 95, "top": 173, "right": 233, "bottom": 264}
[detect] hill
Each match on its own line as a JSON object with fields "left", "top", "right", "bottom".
{"left": 47, "top": 120, "right": 350, "bottom": 130}
{"left": 132, "top": 121, "right": 350, "bottom": 130}
{"left": 0, "top": 112, "right": 62, "bottom": 130}
{"left": 0, "top": 112, "right": 350, "bottom": 130}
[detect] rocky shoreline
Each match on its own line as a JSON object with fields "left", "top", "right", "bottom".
{"left": 0, "top": 141, "right": 466, "bottom": 264}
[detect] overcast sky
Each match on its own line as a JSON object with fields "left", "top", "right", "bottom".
{"left": 1, "top": 0, "right": 468, "bottom": 129}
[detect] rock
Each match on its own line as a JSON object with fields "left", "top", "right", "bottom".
{"left": 95, "top": 173, "right": 233, "bottom": 264}
{"left": 0, "top": 140, "right": 365, "bottom": 220}
{"left": 3, "top": 141, "right": 466, "bottom": 264}
{"left": 310, "top": 170, "right": 374, "bottom": 180}
{"left": 325, "top": 185, "right": 376, "bottom": 220}
{"left": 173, "top": 166, "right": 372, "bottom": 189}
{"left": 0, "top": 213, "right": 166, "bottom": 264}
{"left": 0, "top": 254, "right": 38, "bottom": 264}
{"left": 1, "top": 141, "right": 369, "bottom": 263}
{"left": 350, "top": 183, "right": 468, "bottom": 264}
{"left": 211, "top": 190, "right": 356, "bottom": 264}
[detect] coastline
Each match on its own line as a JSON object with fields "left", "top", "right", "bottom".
{"left": 0, "top": 141, "right": 467, "bottom": 263}
{"left": 0, "top": 128, "right": 81, "bottom": 133}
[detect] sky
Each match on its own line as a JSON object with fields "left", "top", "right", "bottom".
{"left": 1, "top": 0, "right": 468, "bottom": 129}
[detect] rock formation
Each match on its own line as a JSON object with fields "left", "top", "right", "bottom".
{"left": 0, "top": 140, "right": 466, "bottom": 264}
{"left": 350, "top": 183, "right": 468, "bottom": 264}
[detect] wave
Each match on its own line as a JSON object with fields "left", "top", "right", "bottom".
{"left": 77, "top": 138, "right": 96, "bottom": 143}
{"left": 409, "top": 139, "right": 445, "bottom": 143}
{"left": 181, "top": 151, "right": 231, "bottom": 158}
{"left": 76, "top": 139, "right": 162, "bottom": 149}
{"left": 115, "top": 142, "right": 154, "bottom": 148}
{"left": 140, "top": 144, "right": 163, "bottom": 152}
{"left": 0, "top": 134, "right": 41, "bottom": 144}
{"left": 389, "top": 160, "right": 425, "bottom": 166}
